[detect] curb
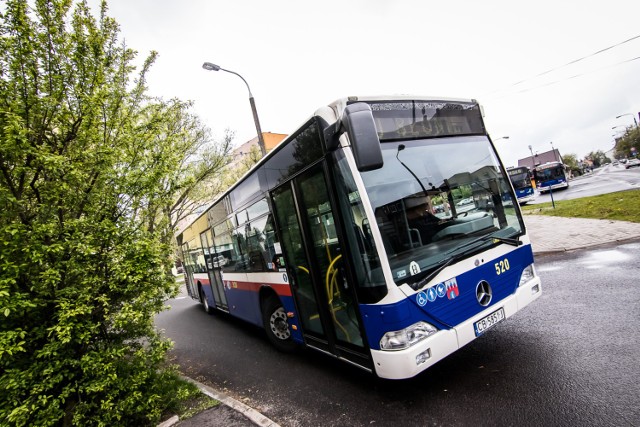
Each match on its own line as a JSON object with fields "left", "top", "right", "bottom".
{"left": 532, "top": 235, "right": 640, "bottom": 256}
{"left": 180, "top": 376, "right": 281, "bottom": 427}
{"left": 157, "top": 415, "right": 179, "bottom": 427}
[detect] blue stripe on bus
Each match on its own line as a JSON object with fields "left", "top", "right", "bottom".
{"left": 359, "top": 244, "right": 535, "bottom": 350}
{"left": 515, "top": 187, "right": 534, "bottom": 198}
{"left": 538, "top": 178, "right": 566, "bottom": 188}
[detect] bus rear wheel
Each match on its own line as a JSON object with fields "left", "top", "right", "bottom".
{"left": 199, "top": 285, "right": 213, "bottom": 314}
{"left": 262, "top": 297, "right": 296, "bottom": 352}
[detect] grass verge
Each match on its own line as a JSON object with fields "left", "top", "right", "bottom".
{"left": 521, "top": 189, "right": 640, "bottom": 223}
{"left": 158, "top": 373, "right": 219, "bottom": 424}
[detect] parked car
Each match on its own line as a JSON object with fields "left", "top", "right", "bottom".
{"left": 456, "top": 197, "right": 473, "bottom": 206}
{"left": 212, "top": 255, "right": 228, "bottom": 268}
{"left": 625, "top": 158, "right": 640, "bottom": 169}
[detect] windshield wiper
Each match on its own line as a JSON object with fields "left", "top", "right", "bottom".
{"left": 491, "top": 235, "right": 522, "bottom": 246}
{"left": 445, "top": 231, "right": 521, "bottom": 257}
{"left": 410, "top": 232, "right": 521, "bottom": 290}
{"left": 411, "top": 255, "right": 458, "bottom": 290}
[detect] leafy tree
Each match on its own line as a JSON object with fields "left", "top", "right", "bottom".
{"left": 165, "top": 124, "right": 234, "bottom": 233}
{"left": 585, "top": 150, "right": 610, "bottom": 168}
{"left": 0, "top": 0, "right": 228, "bottom": 425}
{"left": 614, "top": 126, "right": 640, "bottom": 159}
{"left": 562, "top": 153, "right": 582, "bottom": 176}
{"left": 562, "top": 153, "right": 578, "bottom": 169}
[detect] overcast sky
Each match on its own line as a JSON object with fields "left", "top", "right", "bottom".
{"left": 88, "top": 0, "right": 640, "bottom": 167}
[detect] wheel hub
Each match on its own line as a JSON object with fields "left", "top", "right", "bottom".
{"left": 270, "top": 307, "right": 290, "bottom": 340}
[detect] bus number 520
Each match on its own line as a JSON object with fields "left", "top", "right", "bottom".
{"left": 495, "top": 259, "right": 510, "bottom": 275}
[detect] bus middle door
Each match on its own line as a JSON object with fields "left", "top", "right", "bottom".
{"left": 272, "top": 163, "right": 368, "bottom": 366}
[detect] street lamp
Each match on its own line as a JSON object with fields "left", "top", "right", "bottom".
{"left": 550, "top": 141, "right": 557, "bottom": 161}
{"left": 202, "top": 62, "right": 267, "bottom": 157}
{"left": 615, "top": 113, "right": 638, "bottom": 127}
{"left": 493, "top": 136, "right": 509, "bottom": 142}
{"left": 528, "top": 144, "right": 536, "bottom": 169}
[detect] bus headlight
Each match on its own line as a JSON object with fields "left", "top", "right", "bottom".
{"left": 380, "top": 321, "right": 437, "bottom": 351}
{"left": 519, "top": 264, "right": 536, "bottom": 287}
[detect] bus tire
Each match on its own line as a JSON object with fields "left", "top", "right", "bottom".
{"left": 262, "top": 296, "right": 297, "bottom": 352}
{"left": 199, "top": 285, "right": 213, "bottom": 314}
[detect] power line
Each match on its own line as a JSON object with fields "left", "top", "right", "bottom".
{"left": 497, "top": 55, "right": 640, "bottom": 98}
{"left": 512, "top": 33, "right": 640, "bottom": 87}
{"left": 484, "top": 33, "right": 640, "bottom": 98}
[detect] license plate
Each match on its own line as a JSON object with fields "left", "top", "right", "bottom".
{"left": 474, "top": 308, "right": 505, "bottom": 336}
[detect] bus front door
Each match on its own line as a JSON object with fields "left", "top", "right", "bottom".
{"left": 272, "top": 164, "right": 369, "bottom": 368}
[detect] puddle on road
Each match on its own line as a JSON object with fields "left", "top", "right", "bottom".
{"left": 536, "top": 265, "right": 562, "bottom": 273}
{"left": 537, "top": 244, "right": 638, "bottom": 273}
{"left": 579, "top": 249, "right": 632, "bottom": 269}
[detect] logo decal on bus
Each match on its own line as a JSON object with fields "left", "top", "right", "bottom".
{"left": 446, "top": 279, "right": 459, "bottom": 300}
{"left": 416, "top": 292, "right": 428, "bottom": 307}
{"left": 409, "top": 261, "right": 421, "bottom": 276}
{"left": 436, "top": 283, "right": 446, "bottom": 298}
{"left": 427, "top": 287, "right": 437, "bottom": 302}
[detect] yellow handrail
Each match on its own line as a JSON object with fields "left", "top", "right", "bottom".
{"left": 325, "top": 254, "right": 350, "bottom": 341}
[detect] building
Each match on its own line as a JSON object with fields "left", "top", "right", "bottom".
{"left": 518, "top": 148, "right": 563, "bottom": 170}
{"left": 227, "top": 132, "right": 287, "bottom": 170}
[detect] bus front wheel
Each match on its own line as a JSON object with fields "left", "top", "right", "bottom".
{"left": 262, "top": 297, "right": 297, "bottom": 352}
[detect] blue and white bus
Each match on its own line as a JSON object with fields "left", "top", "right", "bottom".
{"left": 533, "top": 161, "right": 569, "bottom": 193}
{"left": 178, "top": 96, "right": 542, "bottom": 379}
{"left": 507, "top": 166, "right": 535, "bottom": 204}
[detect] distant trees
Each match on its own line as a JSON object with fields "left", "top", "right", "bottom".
{"left": 614, "top": 125, "right": 640, "bottom": 159}
{"left": 562, "top": 153, "right": 579, "bottom": 169}
{"left": 585, "top": 150, "right": 611, "bottom": 168}
{"left": 0, "top": 0, "right": 229, "bottom": 425}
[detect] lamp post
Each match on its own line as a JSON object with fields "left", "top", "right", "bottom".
{"left": 528, "top": 145, "right": 535, "bottom": 169}
{"left": 612, "top": 126, "right": 628, "bottom": 151}
{"left": 493, "top": 136, "right": 509, "bottom": 142}
{"left": 550, "top": 141, "right": 557, "bottom": 161}
{"left": 615, "top": 113, "right": 638, "bottom": 127}
{"left": 202, "top": 62, "right": 267, "bottom": 157}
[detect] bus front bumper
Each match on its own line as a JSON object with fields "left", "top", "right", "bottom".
{"left": 370, "top": 277, "right": 542, "bottom": 380}
{"left": 518, "top": 194, "right": 535, "bottom": 204}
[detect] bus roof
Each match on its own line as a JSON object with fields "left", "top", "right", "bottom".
{"left": 178, "top": 95, "right": 482, "bottom": 239}
{"left": 534, "top": 161, "right": 564, "bottom": 170}
{"left": 324, "top": 95, "right": 479, "bottom": 118}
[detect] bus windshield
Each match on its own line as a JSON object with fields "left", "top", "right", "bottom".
{"left": 535, "top": 164, "right": 564, "bottom": 180}
{"left": 508, "top": 168, "right": 531, "bottom": 190}
{"left": 360, "top": 135, "right": 522, "bottom": 289}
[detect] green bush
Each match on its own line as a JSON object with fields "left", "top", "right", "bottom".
{"left": 0, "top": 1, "right": 210, "bottom": 425}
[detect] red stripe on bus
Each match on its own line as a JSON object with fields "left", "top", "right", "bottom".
{"left": 224, "top": 280, "right": 292, "bottom": 297}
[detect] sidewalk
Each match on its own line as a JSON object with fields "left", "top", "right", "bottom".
{"left": 165, "top": 215, "right": 640, "bottom": 427}
{"left": 524, "top": 214, "right": 640, "bottom": 254}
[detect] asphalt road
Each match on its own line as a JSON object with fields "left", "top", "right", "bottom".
{"left": 157, "top": 239, "right": 640, "bottom": 426}
{"left": 531, "top": 163, "right": 640, "bottom": 204}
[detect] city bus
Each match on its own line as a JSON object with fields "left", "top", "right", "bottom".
{"left": 507, "top": 166, "right": 535, "bottom": 204}
{"left": 533, "top": 161, "right": 569, "bottom": 193}
{"left": 177, "top": 96, "right": 542, "bottom": 379}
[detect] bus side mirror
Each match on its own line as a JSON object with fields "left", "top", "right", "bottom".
{"left": 342, "top": 103, "right": 383, "bottom": 172}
